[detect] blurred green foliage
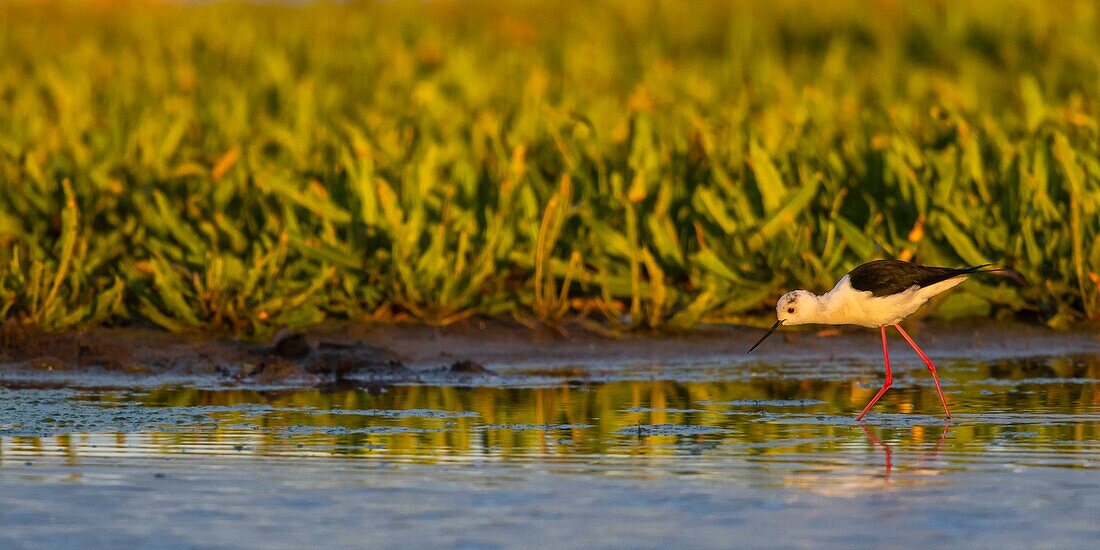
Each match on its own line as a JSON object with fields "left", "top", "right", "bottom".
{"left": 0, "top": 0, "right": 1097, "bottom": 337}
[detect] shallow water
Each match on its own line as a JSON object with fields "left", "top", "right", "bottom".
{"left": 3, "top": 353, "right": 1100, "bottom": 548}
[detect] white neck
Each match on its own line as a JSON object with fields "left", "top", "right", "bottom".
{"left": 810, "top": 291, "right": 849, "bottom": 325}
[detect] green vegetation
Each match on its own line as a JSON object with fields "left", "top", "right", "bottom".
{"left": 0, "top": 0, "right": 1097, "bottom": 338}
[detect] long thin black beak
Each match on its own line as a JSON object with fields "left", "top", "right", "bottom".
{"left": 747, "top": 319, "right": 783, "bottom": 354}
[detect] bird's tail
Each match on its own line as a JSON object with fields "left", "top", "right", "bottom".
{"left": 964, "top": 264, "right": 1026, "bottom": 285}
{"left": 962, "top": 263, "right": 994, "bottom": 273}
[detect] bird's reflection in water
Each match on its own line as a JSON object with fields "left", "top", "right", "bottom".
{"left": 860, "top": 423, "right": 893, "bottom": 477}
{"left": 781, "top": 423, "right": 950, "bottom": 495}
{"left": 859, "top": 422, "right": 950, "bottom": 482}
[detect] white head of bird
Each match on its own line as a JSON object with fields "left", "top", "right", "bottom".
{"left": 775, "top": 290, "right": 818, "bottom": 326}
{"left": 746, "top": 290, "right": 818, "bottom": 353}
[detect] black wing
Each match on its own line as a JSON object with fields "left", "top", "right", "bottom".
{"left": 847, "top": 260, "right": 990, "bottom": 297}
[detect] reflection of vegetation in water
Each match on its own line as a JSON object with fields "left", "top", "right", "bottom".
{"left": 2, "top": 356, "right": 1099, "bottom": 470}
{"left": 21, "top": 355, "right": 1083, "bottom": 462}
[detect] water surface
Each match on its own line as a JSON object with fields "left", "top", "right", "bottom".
{"left": 2, "top": 353, "right": 1100, "bottom": 548}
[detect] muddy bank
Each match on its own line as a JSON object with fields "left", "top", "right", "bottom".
{"left": 0, "top": 320, "right": 1096, "bottom": 386}
{"left": 340, "top": 320, "right": 1099, "bottom": 368}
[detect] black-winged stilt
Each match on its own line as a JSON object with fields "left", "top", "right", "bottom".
{"left": 748, "top": 259, "right": 999, "bottom": 420}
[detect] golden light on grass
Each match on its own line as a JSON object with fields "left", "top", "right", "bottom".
{"left": 0, "top": 0, "right": 1095, "bottom": 337}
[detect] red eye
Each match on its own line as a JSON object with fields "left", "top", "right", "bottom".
{"left": 787, "top": 308, "right": 795, "bottom": 314}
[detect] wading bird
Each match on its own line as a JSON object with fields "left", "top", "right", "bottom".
{"left": 748, "top": 260, "right": 999, "bottom": 420}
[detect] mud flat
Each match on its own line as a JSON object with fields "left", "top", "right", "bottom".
{"left": 0, "top": 320, "right": 1096, "bottom": 387}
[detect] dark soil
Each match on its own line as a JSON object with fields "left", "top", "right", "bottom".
{"left": 0, "top": 319, "right": 1096, "bottom": 386}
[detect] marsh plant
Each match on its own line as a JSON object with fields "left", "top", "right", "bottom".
{"left": 0, "top": 1, "right": 1097, "bottom": 338}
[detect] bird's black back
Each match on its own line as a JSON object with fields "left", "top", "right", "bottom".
{"left": 847, "top": 260, "right": 989, "bottom": 297}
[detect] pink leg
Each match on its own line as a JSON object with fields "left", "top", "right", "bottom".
{"left": 894, "top": 324, "right": 951, "bottom": 419}
{"left": 856, "top": 325, "right": 892, "bottom": 421}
